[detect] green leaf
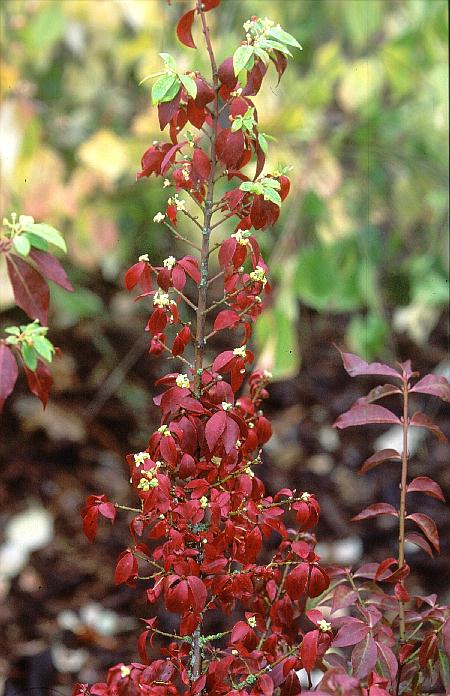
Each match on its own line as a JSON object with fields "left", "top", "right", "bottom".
{"left": 240, "top": 181, "right": 256, "bottom": 192}
{"left": 258, "top": 133, "right": 268, "bottom": 155}
{"left": 159, "top": 52, "right": 177, "bottom": 71}
{"left": 257, "top": 38, "right": 293, "bottom": 57}
{"left": 21, "top": 343, "right": 37, "bottom": 370}
{"left": 24, "top": 232, "right": 48, "bottom": 251}
{"left": 33, "top": 336, "right": 55, "bottom": 362}
{"left": 151, "top": 73, "right": 179, "bottom": 105}
{"left": 4, "top": 326, "right": 21, "bottom": 336}
{"left": 262, "top": 187, "right": 281, "bottom": 206}
{"left": 21, "top": 222, "right": 66, "bottom": 252}
{"left": 261, "top": 177, "right": 281, "bottom": 190}
{"left": 233, "top": 44, "right": 255, "bottom": 76}
{"left": 231, "top": 117, "right": 243, "bottom": 133}
{"left": 179, "top": 73, "right": 197, "bottom": 99}
{"left": 12, "top": 235, "right": 31, "bottom": 256}
{"left": 347, "top": 313, "right": 388, "bottom": 361}
{"left": 267, "top": 25, "right": 302, "bottom": 49}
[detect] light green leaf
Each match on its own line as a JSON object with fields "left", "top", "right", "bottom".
{"left": 240, "top": 181, "right": 256, "bottom": 192}
{"left": 267, "top": 26, "right": 302, "bottom": 49}
{"left": 233, "top": 44, "right": 255, "bottom": 76}
{"left": 261, "top": 177, "right": 281, "bottom": 190}
{"left": 159, "top": 52, "right": 177, "bottom": 71}
{"left": 180, "top": 73, "right": 197, "bottom": 99}
{"left": 262, "top": 187, "right": 281, "bottom": 206}
{"left": 21, "top": 222, "right": 67, "bottom": 252}
{"left": 22, "top": 343, "right": 37, "bottom": 370}
{"left": 4, "top": 326, "right": 21, "bottom": 336}
{"left": 12, "top": 235, "right": 31, "bottom": 256}
{"left": 151, "top": 73, "right": 179, "bottom": 105}
{"left": 33, "top": 335, "right": 55, "bottom": 362}
{"left": 139, "top": 71, "right": 166, "bottom": 86}
{"left": 258, "top": 133, "right": 268, "bottom": 155}
{"left": 257, "top": 38, "right": 292, "bottom": 57}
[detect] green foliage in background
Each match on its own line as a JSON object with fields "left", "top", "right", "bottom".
{"left": 1, "top": 0, "right": 448, "bottom": 382}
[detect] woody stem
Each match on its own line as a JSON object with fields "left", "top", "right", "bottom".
{"left": 398, "top": 381, "right": 409, "bottom": 643}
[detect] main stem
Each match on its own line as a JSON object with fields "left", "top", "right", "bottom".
{"left": 398, "top": 381, "right": 409, "bottom": 643}
{"left": 190, "top": 2, "right": 220, "bottom": 681}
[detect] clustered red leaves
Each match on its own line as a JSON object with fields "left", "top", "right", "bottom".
{"left": 73, "top": 2, "right": 450, "bottom": 695}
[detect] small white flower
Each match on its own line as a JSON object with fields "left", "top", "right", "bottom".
{"left": 249, "top": 265, "right": 267, "bottom": 285}
{"left": 18, "top": 214, "right": 34, "bottom": 227}
{"left": 247, "top": 616, "right": 257, "bottom": 628}
{"left": 137, "top": 477, "right": 159, "bottom": 491}
{"left": 163, "top": 256, "right": 176, "bottom": 270}
{"left": 263, "top": 370, "right": 272, "bottom": 380}
{"left": 153, "top": 212, "right": 165, "bottom": 223}
{"left": 199, "top": 496, "right": 209, "bottom": 509}
{"left": 138, "top": 253, "right": 149, "bottom": 263}
{"left": 163, "top": 179, "right": 171, "bottom": 188}
{"left": 176, "top": 374, "right": 190, "bottom": 389}
{"left": 318, "top": 619, "right": 332, "bottom": 632}
{"left": 134, "top": 452, "right": 151, "bottom": 467}
{"left": 153, "top": 290, "right": 170, "bottom": 308}
{"left": 202, "top": 538, "right": 208, "bottom": 544}
{"left": 300, "top": 492, "right": 311, "bottom": 502}
{"left": 231, "top": 229, "right": 248, "bottom": 246}
{"left": 245, "top": 467, "right": 255, "bottom": 478}
{"left": 120, "top": 666, "right": 131, "bottom": 678}
{"left": 181, "top": 166, "right": 190, "bottom": 181}
{"left": 222, "top": 401, "right": 232, "bottom": 412}
{"left": 211, "top": 456, "right": 222, "bottom": 465}
{"left": 233, "top": 345, "right": 247, "bottom": 358}
{"left": 158, "top": 424, "right": 171, "bottom": 437}
{"left": 175, "top": 198, "right": 186, "bottom": 211}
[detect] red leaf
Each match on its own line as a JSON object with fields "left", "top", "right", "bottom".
{"left": 203, "top": 0, "right": 220, "bottom": 9}
{"left": 160, "top": 435, "right": 177, "bottom": 466}
{"left": 187, "top": 575, "right": 207, "bottom": 613}
{"left": 410, "top": 374, "right": 450, "bottom": 402}
{"left": 0, "top": 344, "right": 18, "bottom": 411}
{"left": 356, "top": 383, "right": 402, "bottom": 404}
{"left": 407, "top": 513, "right": 440, "bottom": 553}
{"left": 213, "top": 310, "right": 240, "bottom": 331}
{"left": 352, "top": 503, "right": 399, "bottom": 522}
{"left": 223, "top": 415, "right": 239, "bottom": 454}
{"left": 212, "top": 350, "right": 234, "bottom": 373}
{"left": 6, "top": 255, "right": 49, "bottom": 325}
{"left": 178, "top": 256, "right": 200, "bottom": 283}
{"left": 308, "top": 565, "right": 329, "bottom": 598}
{"left": 161, "top": 142, "right": 186, "bottom": 175}
{"left": 332, "top": 620, "right": 369, "bottom": 647}
{"left": 98, "top": 502, "right": 117, "bottom": 521}
{"left": 82, "top": 506, "right": 99, "bottom": 542}
{"left": 409, "top": 411, "right": 447, "bottom": 443}
{"left": 177, "top": 9, "right": 196, "bottom": 48}
{"left": 338, "top": 350, "right": 402, "bottom": 380}
{"left": 192, "top": 148, "right": 211, "bottom": 180}
{"left": 114, "top": 550, "right": 136, "bottom": 585}
{"left": 231, "top": 620, "right": 250, "bottom": 644}
{"left": 407, "top": 476, "right": 445, "bottom": 502}
{"left": 405, "top": 532, "right": 434, "bottom": 557}
{"left": 148, "top": 308, "right": 168, "bottom": 335}
{"left": 301, "top": 630, "right": 319, "bottom": 673}
{"left": 359, "top": 448, "right": 401, "bottom": 474}
{"left": 285, "top": 564, "right": 309, "bottom": 600}
{"left": 158, "top": 91, "right": 181, "bottom": 130}
{"left": 443, "top": 617, "right": 450, "bottom": 658}
{"left": 24, "top": 359, "right": 52, "bottom": 408}
{"left": 29, "top": 249, "right": 73, "bottom": 291}
{"left": 205, "top": 410, "right": 226, "bottom": 451}
{"left": 271, "top": 50, "right": 288, "bottom": 85}
{"left": 334, "top": 404, "right": 400, "bottom": 429}
{"left": 351, "top": 633, "right": 377, "bottom": 679}
{"left": 419, "top": 633, "right": 438, "bottom": 669}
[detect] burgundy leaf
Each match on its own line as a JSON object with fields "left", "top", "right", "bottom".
{"left": 24, "top": 359, "right": 52, "bottom": 408}
{"left": 82, "top": 506, "right": 99, "bottom": 542}
{"left": 213, "top": 310, "right": 240, "bottom": 331}
{"left": 332, "top": 620, "right": 369, "bottom": 647}
{"left": 351, "top": 633, "right": 377, "bottom": 679}
{"left": 205, "top": 410, "right": 226, "bottom": 451}
{"left": 178, "top": 256, "right": 200, "bottom": 283}
{"left": 359, "top": 448, "right": 401, "bottom": 474}
{"left": 223, "top": 415, "right": 239, "bottom": 454}
{"left": 419, "top": 633, "right": 438, "bottom": 669}
{"left": 98, "top": 502, "right": 117, "bottom": 521}
{"left": 6, "top": 255, "right": 49, "bottom": 325}
{"left": 176, "top": 9, "right": 196, "bottom": 48}
{"left": 352, "top": 503, "right": 399, "bottom": 522}
{"left": 377, "top": 642, "right": 398, "bottom": 682}
{"left": 407, "top": 476, "right": 445, "bottom": 502}
{"left": 409, "top": 411, "right": 448, "bottom": 443}
{"left": 407, "top": 513, "right": 440, "bottom": 553}
{"left": 192, "top": 148, "right": 211, "bottom": 180}
{"left": 443, "top": 617, "right": 450, "bottom": 658}
{"left": 158, "top": 91, "right": 182, "bottom": 130}
{"left": 271, "top": 50, "right": 288, "bottom": 85}
{"left": 338, "top": 349, "right": 402, "bottom": 379}
{"left": 334, "top": 404, "right": 400, "bottom": 429}
{"left": 187, "top": 575, "right": 207, "bottom": 613}
{"left": 29, "top": 249, "right": 73, "bottom": 291}
{"left": 0, "top": 344, "right": 19, "bottom": 411}
{"left": 410, "top": 373, "right": 450, "bottom": 402}
{"left": 356, "top": 383, "right": 402, "bottom": 404}
{"left": 405, "top": 532, "right": 434, "bottom": 557}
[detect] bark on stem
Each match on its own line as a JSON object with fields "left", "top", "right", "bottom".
{"left": 190, "top": 1, "right": 220, "bottom": 683}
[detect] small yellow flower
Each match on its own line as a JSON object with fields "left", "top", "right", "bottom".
{"left": 176, "top": 374, "right": 190, "bottom": 389}
{"left": 120, "top": 666, "right": 131, "bottom": 678}
{"left": 134, "top": 451, "right": 151, "bottom": 467}
{"left": 233, "top": 345, "right": 247, "bottom": 359}
{"left": 318, "top": 620, "right": 331, "bottom": 632}
{"left": 247, "top": 616, "right": 257, "bottom": 628}
{"left": 199, "top": 496, "right": 209, "bottom": 509}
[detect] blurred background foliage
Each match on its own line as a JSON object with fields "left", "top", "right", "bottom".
{"left": 1, "top": 0, "right": 448, "bottom": 383}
